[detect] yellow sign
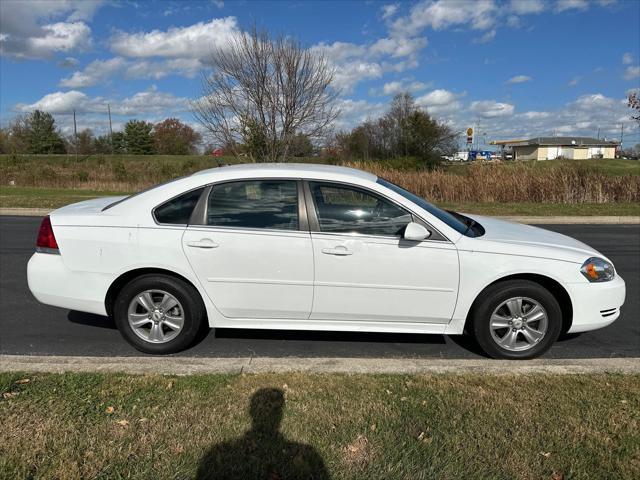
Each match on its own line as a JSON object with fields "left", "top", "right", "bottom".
{"left": 466, "top": 127, "right": 473, "bottom": 136}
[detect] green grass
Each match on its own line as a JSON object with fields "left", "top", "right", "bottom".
{"left": 2, "top": 186, "right": 638, "bottom": 216}
{"left": 0, "top": 372, "right": 638, "bottom": 479}
{"left": 0, "top": 186, "right": 126, "bottom": 209}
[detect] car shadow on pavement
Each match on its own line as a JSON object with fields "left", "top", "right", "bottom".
{"left": 196, "top": 387, "right": 330, "bottom": 480}
{"left": 67, "top": 311, "right": 117, "bottom": 330}
{"left": 214, "top": 328, "right": 447, "bottom": 345}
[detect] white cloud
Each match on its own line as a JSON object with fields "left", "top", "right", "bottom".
{"left": 370, "top": 36, "right": 427, "bottom": 58}
{"left": 59, "top": 57, "right": 128, "bottom": 88}
{"left": 623, "top": 66, "right": 640, "bottom": 80}
{"left": 568, "top": 76, "right": 581, "bottom": 87}
{"left": 381, "top": 4, "right": 399, "bottom": 20}
{"left": 57, "top": 56, "right": 80, "bottom": 68}
{"left": 507, "top": 75, "right": 532, "bottom": 84}
{"left": 110, "top": 17, "right": 240, "bottom": 59}
{"left": 622, "top": 52, "right": 634, "bottom": 65}
{"left": 519, "top": 111, "right": 551, "bottom": 120}
{"left": 15, "top": 87, "right": 190, "bottom": 117}
{"left": 392, "top": 0, "right": 497, "bottom": 36}
{"left": 510, "top": 0, "right": 546, "bottom": 14}
{"left": 16, "top": 90, "right": 92, "bottom": 114}
{"left": 415, "top": 89, "right": 463, "bottom": 114}
{"left": 371, "top": 79, "right": 430, "bottom": 96}
{"left": 311, "top": 37, "right": 427, "bottom": 93}
{"left": 555, "top": 0, "right": 589, "bottom": 12}
{"left": 212, "top": 0, "right": 225, "bottom": 8}
{"left": 0, "top": 0, "right": 103, "bottom": 59}
{"left": 334, "top": 99, "right": 387, "bottom": 130}
{"left": 470, "top": 100, "right": 515, "bottom": 118}
{"left": 125, "top": 58, "right": 203, "bottom": 80}
{"left": 473, "top": 29, "right": 496, "bottom": 44}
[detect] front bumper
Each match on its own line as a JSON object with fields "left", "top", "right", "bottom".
{"left": 27, "top": 252, "right": 110, "bottom": 316}
{"left": 566, "top": 274, "right": 626, "bottom": 333}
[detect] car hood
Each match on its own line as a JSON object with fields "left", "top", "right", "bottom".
{"left": 462, "top": 214, "right": 606, "bottom": 263}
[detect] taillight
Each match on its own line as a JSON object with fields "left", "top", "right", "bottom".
{"left": 36, "top": 216, "right": 59, "bottom": 254}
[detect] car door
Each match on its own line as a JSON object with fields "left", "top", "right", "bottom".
{"left": 306, "top": 181, "right": 459, "bottom": 324}
{"left": 182, "top": 179, "right": 314, "bottom": 319}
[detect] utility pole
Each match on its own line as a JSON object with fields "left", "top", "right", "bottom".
{"left": 107, "top": 103, "right": 114, "bottom": 154}
{"left": 73, "top": 109, "right": 78, "bottom": 161}
{"left": 596, "top": 127, "right": 600, "bottom": 140}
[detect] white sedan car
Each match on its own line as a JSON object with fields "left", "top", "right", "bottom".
{"left": 28, "top": 164, "right": 626, "bottom": 359}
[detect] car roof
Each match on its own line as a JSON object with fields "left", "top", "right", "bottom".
{"left": 191, "top": 162, "right": 378, "bottom": 182}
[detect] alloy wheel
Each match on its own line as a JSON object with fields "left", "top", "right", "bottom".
{"left": 489, "top": 296, "right": 548, "bottom": 352}
{"left": 127, "top": 289, "right": 184, "bottom": 344}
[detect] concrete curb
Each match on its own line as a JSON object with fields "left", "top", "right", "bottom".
{"left": 0, "top": 208, "right": 51, "bottom": 217}
{"left": 1, "top": 355, "right": 639, "bottom": 375}
{"left": 1, "top": 208, "right": 639, "bottom": 224}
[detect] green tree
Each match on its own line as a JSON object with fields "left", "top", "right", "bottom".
{"left": 94, "top": 132, "right": 126, "bottom": 154}
{"left": 68, "top": 128, "right": 95, "bottom": 155}
{"left": 25, "top": 110, "right": 66, "bottom": 154}
{"left": 402, "top": 110, "right": 457, "bottom": 169}
{"left": 124, "top": 120, "right": 154, "bottom": 154}
{"left": 288, "top": 133, "right": 313, "bottom": 157}
{"left": 153, "top": 118, "right": 201, "bottom": 155}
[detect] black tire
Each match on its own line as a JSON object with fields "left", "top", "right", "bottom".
{"left": 113, "top": 274, "right": 206, "bottom": 354}
{"left": 471, "top": 280, "right": 562, "bottom": 360}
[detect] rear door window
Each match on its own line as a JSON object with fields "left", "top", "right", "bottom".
{"left": 206, "top": 180, "right": 299, "bottom": 231}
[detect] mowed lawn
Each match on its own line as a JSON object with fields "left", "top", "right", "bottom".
{"left": 0, "top": 372, "right": 639, "bottom": 479}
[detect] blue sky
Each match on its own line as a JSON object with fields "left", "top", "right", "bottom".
{"left": 1, "top": 0, "right": 639, "bottom": 147}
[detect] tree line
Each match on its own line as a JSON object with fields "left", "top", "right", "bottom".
{"left": 0, "top": 112, "right": 202, "bottom": 156}
{"left": 329, "top": 93, "right": 457, "bottom": 168}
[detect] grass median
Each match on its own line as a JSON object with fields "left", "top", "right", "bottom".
{"left": 1, "top": 372, "right": 638, "bottom": 479}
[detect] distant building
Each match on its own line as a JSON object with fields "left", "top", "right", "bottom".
{"left": 490, "top": 137, "right": 619, "bottom": 160}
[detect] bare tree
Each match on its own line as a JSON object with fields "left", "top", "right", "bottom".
{"left": 193, "top": 27, "right": 340, "bottom": 162}
{"left": 629, "top": 91, "right": 640, "bottom": 126}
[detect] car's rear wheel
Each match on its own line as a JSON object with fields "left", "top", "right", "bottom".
{"left": 113, "top": 274, "right": 206, "bottom": 354}
{"left": 472, "top": 280, "right": 562, "bottom": 359}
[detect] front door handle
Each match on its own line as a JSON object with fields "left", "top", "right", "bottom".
{"left": 186, "top": 239, "right": 219, "bottom": 249}
{"left": 322, "top": 246, "right": 353, "bottom": 256}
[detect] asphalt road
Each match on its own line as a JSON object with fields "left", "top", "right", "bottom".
{"left": 1, "top": 216, "right": 638, "bottom": 359}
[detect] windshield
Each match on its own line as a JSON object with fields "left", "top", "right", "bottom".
{"left": 376, "top": 178, "right": 477, "bottom": 237}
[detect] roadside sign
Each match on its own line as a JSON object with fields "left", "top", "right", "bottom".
{"left": 466, "top": 136, "right": 473, "bottom": 144}
{"left": 466, "top": 127, "right": 473, "bottom": 137}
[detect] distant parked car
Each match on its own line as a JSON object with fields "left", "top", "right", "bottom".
{"left": 28, "top": 164, "right": 625, "bottom": 359}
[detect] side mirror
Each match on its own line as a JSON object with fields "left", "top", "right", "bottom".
{"left": 404, "top": 222, "right": 431, "bottom": 241}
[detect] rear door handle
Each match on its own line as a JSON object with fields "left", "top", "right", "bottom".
{"left": 186, "top": 239, "right": 219, "bottom": 249}
{"left": 321, "top": 246, "right": 353, "bottom": 256}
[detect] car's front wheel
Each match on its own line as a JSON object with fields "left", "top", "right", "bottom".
{"left": 472, "top": 280, "right": 562, "bottom": 359}
{"left": 113, "top": 274, "right": 206, "bottom": 354}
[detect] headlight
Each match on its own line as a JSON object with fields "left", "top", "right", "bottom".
{"left": 580, "top": 257, "right": 615, "bottom": 282}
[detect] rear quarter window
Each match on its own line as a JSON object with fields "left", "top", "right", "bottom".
{"left": 153, "top": 188, "right": 204, "bottom": 225}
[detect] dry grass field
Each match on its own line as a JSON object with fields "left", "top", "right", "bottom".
{"left": 1, "top": 154, "right": 639, "bottom": 214}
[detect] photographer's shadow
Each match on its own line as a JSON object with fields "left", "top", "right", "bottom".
{"left": 196, "top": 388, "right": 329, "bottom": 480}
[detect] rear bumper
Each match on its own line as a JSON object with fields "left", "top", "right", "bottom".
{"left": 566, "top": 274, "right": 626, "bottom": 333}
{"left": 27, "top": 253, "right": 110, "bottom": 316}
